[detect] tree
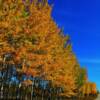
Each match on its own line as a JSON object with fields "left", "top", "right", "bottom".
{"left": 77, "top": 67, "right": 88, "bottom": 88}
{"left": 0, "top": 0, "right": 97, "bottom": 99}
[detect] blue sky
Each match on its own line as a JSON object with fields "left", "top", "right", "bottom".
{"left": 51, "top": 0, "right": 100, "bottom": 90}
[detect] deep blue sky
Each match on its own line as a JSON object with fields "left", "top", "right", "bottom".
{"left": 51, "top": 0, "right": 100, "bottom": 90}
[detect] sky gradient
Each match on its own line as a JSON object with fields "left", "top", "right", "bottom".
{"left": 51, "top": 0, "right": 100, "bottom": 90}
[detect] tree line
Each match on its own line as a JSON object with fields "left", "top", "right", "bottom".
{"left": 0, "top": 0, "right": 97, "bottom": 99}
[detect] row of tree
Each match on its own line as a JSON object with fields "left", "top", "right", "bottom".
{"left": 0, "top": 0, "right": 97, "bottom": 99}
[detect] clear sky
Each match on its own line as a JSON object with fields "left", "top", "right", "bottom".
{"left": 50, "top": 0, "right": 100, "bottom": 90}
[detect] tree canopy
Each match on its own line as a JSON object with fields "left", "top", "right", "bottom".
{"left": 0, "top": 0, "right": 97, "bottom": 98}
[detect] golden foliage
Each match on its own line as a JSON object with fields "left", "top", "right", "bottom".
{"left": 0, "top": 0, "right": 97, "bottom": 97}
{"left": 80, "top": 82, "right": 97, "bottom": 96}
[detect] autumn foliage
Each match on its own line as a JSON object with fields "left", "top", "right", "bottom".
{"left": 0, "top": 0, "right": 97, "bottom": 98}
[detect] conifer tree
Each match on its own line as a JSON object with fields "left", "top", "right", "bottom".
{"left": 0, "top": 0, "right": 97, "bottom": 98}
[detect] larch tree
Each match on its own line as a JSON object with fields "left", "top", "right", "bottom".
{"left": 0, "top": 0, "right": 97, "bottom": 98}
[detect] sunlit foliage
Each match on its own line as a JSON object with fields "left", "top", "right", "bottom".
{"left": 0, "top": 0, "right": 97, "bottom": 98}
